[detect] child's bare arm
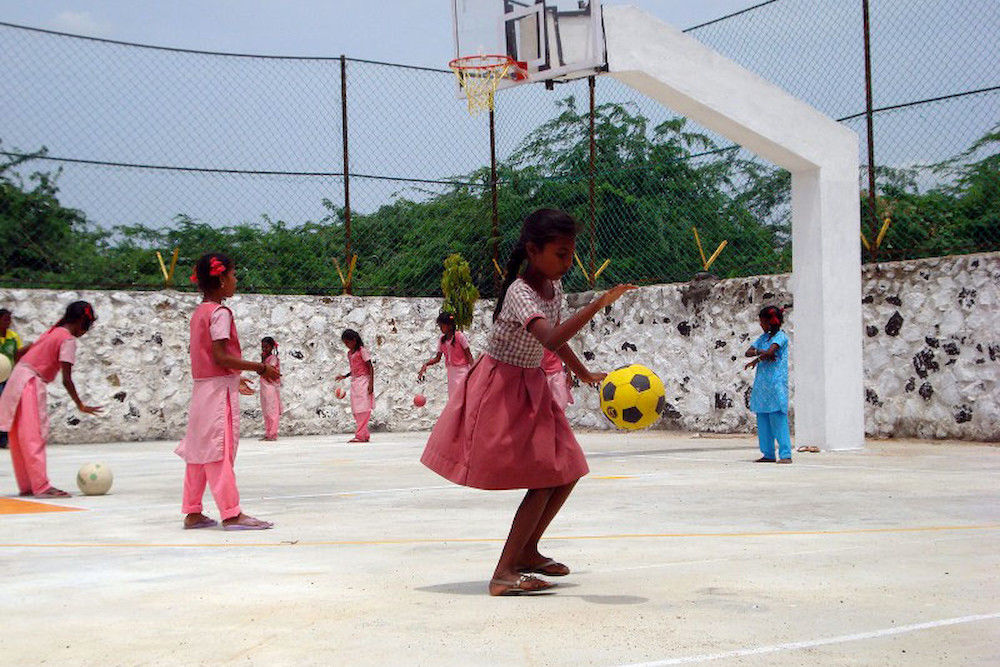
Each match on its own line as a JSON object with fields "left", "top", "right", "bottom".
{"left": 365, "top": 360, "right": 374, "bottom": 394}
{"left": 556, "top": 344, "right": 602, "bottom": 385}
{"left": 528, "top": 284, "right": 636, "bottom": 351}
{"left": 60, "top": 362, "right": 102, "bottom": 414}
{"left": 211, "top": 340, "right": 279, "bottom": 381}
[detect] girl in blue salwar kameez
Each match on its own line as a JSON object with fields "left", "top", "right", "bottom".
{"left": 745, "top": 306, "right": 792, "bottom": 463}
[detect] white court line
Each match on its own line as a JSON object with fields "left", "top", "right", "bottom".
{"left": 621, "top": 612, "right": 1000, "bottom": 666}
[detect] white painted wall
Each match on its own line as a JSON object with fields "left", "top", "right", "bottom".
{"left": 602, "top": 5, "right": 864, "bottom": 449}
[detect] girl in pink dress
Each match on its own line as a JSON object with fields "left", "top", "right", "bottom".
{"left": 175, "top": 253, "right": 280, "bottom": 531}
{"left": 417, "top": 312, "right": 474, "bottom": 398}
{"left": 0, "top": 301, "right": 102, "bottom": 497}
{"left": 335, "top": 329, "right": 374, "bottom": 443}
{"left": 259, "top": 337, "right": 283, "bottom": 441}
{"left": 421, "top": 209, "right": 635, "bottom": 596}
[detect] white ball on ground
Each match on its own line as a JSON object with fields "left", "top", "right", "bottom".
{"left": 76, "top": 462, "right": 113, "bottom": 496}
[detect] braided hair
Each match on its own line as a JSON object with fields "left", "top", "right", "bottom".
{"left": 759, "top": 305, "right": 784, "bottom": 337}
{"left": 492, "top": 208, "right": 578, "bottom": 322}
{"left": 436, "top": 311, "right": 457, "bottom": 342}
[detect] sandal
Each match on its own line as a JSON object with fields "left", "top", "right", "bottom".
{"left": 222, "top": 514, "right": 273, "bottom": 531}
{"left": 517, "top": 558, "right": 570, "bottom": 577}
{"left": 35, "top": 487, "right": 71, "bottom": 498}
{"left": 489, "top": 574, "right": 555, "bottom": 596}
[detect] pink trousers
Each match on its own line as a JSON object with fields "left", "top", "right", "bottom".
{"left": 182, "top": 399, "right": 241, "bottom": 519}
{"left": 8, "top": 381, "right": 51, "bottom": 496}
{"left": 353, "top": 411, "right": 371, "bottom": 441}
{"left": 260, "top": 383, "right": 282, "bottom": 439}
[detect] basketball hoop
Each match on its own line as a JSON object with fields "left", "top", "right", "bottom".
{"left": 449, "top": 54, "right": 528, "bottom": 115}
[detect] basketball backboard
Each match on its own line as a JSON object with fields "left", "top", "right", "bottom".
{"left": 451, "top": 0, "right": 607, "bottom": 93}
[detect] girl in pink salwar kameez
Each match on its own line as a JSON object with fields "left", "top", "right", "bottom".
{"left": 176, "top": 253, "right": 280, "bottom": 531}
{"left": 418, "top": 312, "right": 474, "bottom": 399}
{"left": 0, "top": 301, "right": 102, "bottom": 498}
{"left": 259, "top": 337, "right": 283, "bottom": 441}
{"left": 335, "top": 329, "right": 374, "bottom": 443}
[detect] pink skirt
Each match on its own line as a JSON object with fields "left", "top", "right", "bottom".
{"left": 421, "top": 355, "right": 588, "bottom": 490}
{"left": 547, "top": 370, "right": 574, "bottom": 411}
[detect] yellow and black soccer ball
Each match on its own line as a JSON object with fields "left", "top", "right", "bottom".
{"left": 598, "top": 364, "right": 666, "bottom": 430}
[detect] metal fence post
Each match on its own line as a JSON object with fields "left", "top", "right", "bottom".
{"left": 340, "top": 54, "right": 353, "bottom": 293}
{"left": 862, "top": 0, "right": 879, "bottom": 263}
{"left": 588, "top": 75, "right": 597, "bottom": 282}
{"left": 489, "top": 107, "right": 500, "bottom": 296}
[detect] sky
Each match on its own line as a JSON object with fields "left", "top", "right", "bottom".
{"left": 0, "top": 1, "right": 995, "bottom": 230}
{"left": 0, "top": 1, "right": 756, "bottom": 65}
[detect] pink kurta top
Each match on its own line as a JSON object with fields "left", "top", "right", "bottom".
{"left": 261, "top": 354, "right": 281, "bottom": 386}
{"left": 0, "top": 327, "right": 76, "bottom": 436}
{"left": 439, "top": 331, "right": 471, "bottom": 368}
{"left": 18, "top": 326, "right": 77, "bottom": 382}
{"left": 348, "top": 346, "right": 371, "bottom": 377}
{"left": 175, "top": 304, "right": 242, "bottom": 464}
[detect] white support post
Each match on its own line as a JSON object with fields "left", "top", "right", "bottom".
{"left": 603, "top": 5, "right": 864, "bottom": 449}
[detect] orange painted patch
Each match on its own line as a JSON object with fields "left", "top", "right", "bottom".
{"left": 0, "top": 498, "right": 82, "bottom": 515}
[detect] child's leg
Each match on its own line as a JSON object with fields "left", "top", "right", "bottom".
{"left": 182, "top": 463, "right": 209, "bottom": 514}
{"left": 771, "top": 411, "right": 793, "bottom": 460}
{"left": 493, "top": 487, "right": 555, "bottom": 582}
{"left": 8, "top": 413, "right": 32, "bottom": 495}
{"left": 203, "top": 399, "right": 242, "bottom": 521}
{"left": 756, "top": 412, "right": 775, "bottom": 459}
{"left": 11, "top": 385, "right": 52, "bottom": 495}
{"left": 353, "top": 411, "right": 371, "bottom": 441}
{"left": 520, "top": 481, "right": 577, "bottom": 566}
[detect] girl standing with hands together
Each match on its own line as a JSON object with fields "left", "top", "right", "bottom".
{"left": 745, "top": 305, "right": 793, "bottom": 463}
{"left": 259, "top": 337, "right": 283, "bottom": 441}
{"left": 176, "top": 253, "right": 279, "bottom": 530}
{"left": 417, "top": 312, "right": 473, "bottom": 398}
{"left": 335, "top": 329, "right": 374, "bottom": 443}
{"left": 421, "top": 208, "right": 634, "bottom": 596}
{"left": 0, "top": 301, "right": 102, "bottom": 497}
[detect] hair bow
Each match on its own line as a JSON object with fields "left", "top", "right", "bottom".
{"left": 209, "top": 257, "right": 227, "bottom": 276}
{"left": 189, "top": 270, "right": 198, "bottom": 284}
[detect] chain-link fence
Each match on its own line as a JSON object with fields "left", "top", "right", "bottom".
{"left": 2, "top": 0, "right": 997, "bottom": 297}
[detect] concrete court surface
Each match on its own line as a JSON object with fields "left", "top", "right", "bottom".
{"left": 1, "top": 430, "right": 998, "bottom": 666}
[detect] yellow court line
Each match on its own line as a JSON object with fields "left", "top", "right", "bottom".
{"left": 1, "top": 523, "right": 997, "bottom": 549}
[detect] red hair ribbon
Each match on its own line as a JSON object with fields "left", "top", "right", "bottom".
{"left": 189, "top": 270, "right": 198, "bottom": 284}
{"left": 209, "top": 257, "right": 226, "bottom": 277}
{"left": 84, "top": 305, "right": 94, "bottom": 321}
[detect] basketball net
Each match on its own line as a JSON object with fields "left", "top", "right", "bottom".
{"left": 449, "top": 55, "right": 527, "bottom": 115}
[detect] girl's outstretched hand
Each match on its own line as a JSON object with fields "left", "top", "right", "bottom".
{"left": 597, "top": 284, "right": 637, "bottom": 308}
{"left": 261, "top": 365, "right": 281, "bottom": 382}
{"left": 79, "top": 404, "right": 103, "bottom": 415}
{"left": 577, "top": 370, "right": 606, "bottom": 386}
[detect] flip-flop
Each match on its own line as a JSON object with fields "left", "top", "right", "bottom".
{"left": 222, "top": 518, "right": 273, "bottom": 531}
{"left": 183, "top": 517, "right": 218, "bottom": 530}
{"left": 35, "top": 488, "right": 71, "bottom": 498}
{"left": 796, "top": 446, "right": 810, "bottom": 453}
{"left": 807, "top": 446, "right": 821, "bottom": 453}
{"left": 489, "top": 574, "right": 555, "bottom": 596}
{"left": 517, "top": 558, "right": 570, "bottom": 577}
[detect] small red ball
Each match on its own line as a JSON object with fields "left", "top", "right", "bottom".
{"left": 335, "top": 387, "right": 346, "bottom": 399}
{"left": 413, "top": 394, "right": 427, "bottom": 407}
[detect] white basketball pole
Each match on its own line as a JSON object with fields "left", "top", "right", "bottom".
{"left": 602, "top": 6, "right": 864, "bottom": 450}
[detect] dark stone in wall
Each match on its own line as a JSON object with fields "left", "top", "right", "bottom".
{"left": 866, "top": 326, "right": 879, "bottom": 337}
{"left": 886, "top": 295, "right": 902, "bottom": 306}
{"left": 865, "top": 388, "right": 883, "bottom": 407}
{"left": 904, "top": 377, "right": 916, "bottom": 392}
{"left": 913, "top": 349, "right": 939, "bottom": 378}
{"left": 918, "top": 383, "right": 934, "bottom": 400}
{"left": 677, "top": 321, "right": 692, "bottom": 337}
{"left": 957, "top": 288, "right": 977, "bottom": 308}
{"left": 715, "top": 340, "right": 727, "bottom": 349}
{"left": 943, "top": 342, "right": 960, "bottom": 356}
{"left": 714, "top": 392, "right": 733, "bottom": 409}
{"left": 954, "top": 405, "right": 973, "bottom": 424}
{"left": 621, "top": 341, "right": 637, "bottom": 352}
{"left": 925, "top": 337, "right": 939, "bottom": 348}
{"left": 885, "top": 311, "right": 904, "bottom": 336}
{"left": 289, "top": 350, "right": 304, "bottom": 359}
{"left": 113, "top": 392, "right": 127, "bottom": 402}
{"left": 583, "top": 351, "right": 595, "bottom": 361}
{"left": 862, "top": 295, "right": 874, "bottom": 304}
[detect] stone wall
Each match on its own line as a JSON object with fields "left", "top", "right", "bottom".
{"left": 1, "top": 251, "right": 996, "bottom": 444}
